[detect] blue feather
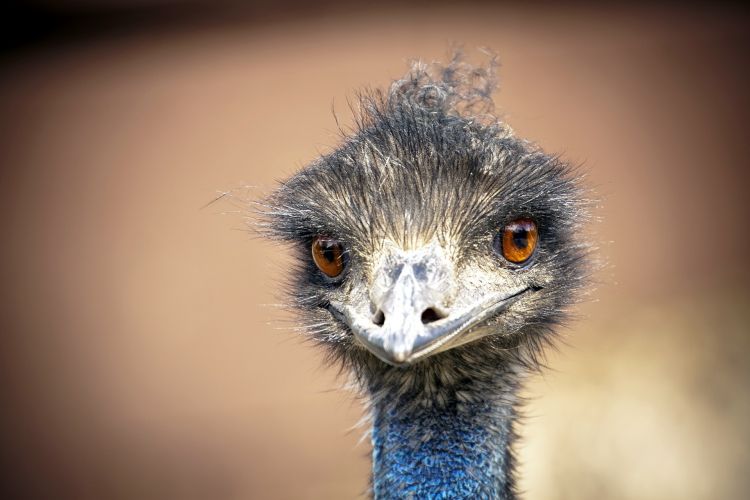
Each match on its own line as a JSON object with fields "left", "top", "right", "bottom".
{"left": 372, "top": 390, "right": 512, "bottom": 499}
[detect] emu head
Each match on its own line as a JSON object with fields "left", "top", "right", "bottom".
{"left": 261, "top": 55, "right": 589, "bottom": 377}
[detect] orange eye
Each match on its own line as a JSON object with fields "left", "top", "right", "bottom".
{"left": 500, "top": 218, "right": 538, "bottom": 264}
{"left": 311, "top": 236, "right": 345, "bottom": 278}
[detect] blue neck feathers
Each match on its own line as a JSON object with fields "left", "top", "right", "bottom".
{"left": 370, "top": 379, "right": 517, "bottom": 499}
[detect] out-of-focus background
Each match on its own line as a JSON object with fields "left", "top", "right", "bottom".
{"left": 1, "top": 1, "right": 749, "bottom": 499}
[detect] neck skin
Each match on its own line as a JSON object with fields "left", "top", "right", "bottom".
{"left": 367, "top": 365, "right": 519, "bottom": 499}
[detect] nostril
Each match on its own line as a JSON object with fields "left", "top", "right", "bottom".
{"left": 372, "top": 310, "right": 385, "bottom": 327}
{"left": 421, "top": 307, "right": 445, "bottom": 324}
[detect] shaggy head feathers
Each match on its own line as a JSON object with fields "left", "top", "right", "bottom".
{"left": 259, "top": 53, "right": 590, "bottom": 393}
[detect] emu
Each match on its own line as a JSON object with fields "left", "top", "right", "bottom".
{"left": 259, "top": 53, "right": 590, "bottom": 498}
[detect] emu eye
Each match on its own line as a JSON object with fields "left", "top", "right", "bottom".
{"left": 498, "top": 218, "right": 538, "bottom": 264}
{"left": 311, "top": 236, "right": 345, "bottom": 278}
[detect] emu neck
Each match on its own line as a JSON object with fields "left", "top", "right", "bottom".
{"left": 369, "top": 369, "right": 518, "bottom": 499}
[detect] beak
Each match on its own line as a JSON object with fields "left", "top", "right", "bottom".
{"left": 328, "top": 242, "right": 529, "bottom": 366}
{"left": 367, "top": 256, "right": 448, "bottom": 363}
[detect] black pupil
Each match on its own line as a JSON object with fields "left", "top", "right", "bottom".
{"left": 512, "top": 229, "right": 529, "bottom": 249}
{"left": 321, "top": 242, "right": 338, "bottom": 263}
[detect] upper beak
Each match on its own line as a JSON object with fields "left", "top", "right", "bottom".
{"left": 367, "top": 257, "right": 449, "bottom": 363}
{"left": 329, "top": 242, "right": 529, "bottom": 366}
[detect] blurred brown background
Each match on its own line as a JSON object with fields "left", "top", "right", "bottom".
{"left": 1, "top": 1, "right": 749, "bottom": 499}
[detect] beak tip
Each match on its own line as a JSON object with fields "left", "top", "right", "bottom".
{"left": 390, "top": 349, "right": 409, "bottom": 363}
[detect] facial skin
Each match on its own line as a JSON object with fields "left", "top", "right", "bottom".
{"left": 327, "top": 233, "right": 541, "bottom": 365}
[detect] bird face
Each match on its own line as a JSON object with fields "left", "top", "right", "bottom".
{"left": 325, "top": 232, "right": 540, "bottom": 366}
{"left": 262, "top": 107, "right": 587, "bottom": 368}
